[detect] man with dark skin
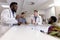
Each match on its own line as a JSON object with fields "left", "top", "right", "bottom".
{"left": 1, "top": 2, "right": 18, "bottom": 25}
{"left": 10, "top": 2, "right": 18, "bottom": 13}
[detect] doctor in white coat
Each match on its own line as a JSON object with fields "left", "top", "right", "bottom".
{"left": 31, "top": 10, "right": 42, "bottom": 25}
{"left": 1, "top": 2, "right": 18, "bottom": 25}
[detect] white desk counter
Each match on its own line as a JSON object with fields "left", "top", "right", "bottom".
{"left": 0, "top": 25, "right": 60, "bottom": 40}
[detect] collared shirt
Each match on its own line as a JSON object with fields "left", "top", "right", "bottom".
{"left": 18, "top": 18, "right": 26, "bottom": 24}
{"left": 31, "top": 15, "right": 42, "bottom": 25}
{"left": 11, "top": 10, "right": 15, "bottom": 17}
{"left": 34, "top": 16, "right": 37, "bottom": 22}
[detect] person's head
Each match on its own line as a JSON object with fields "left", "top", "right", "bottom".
{"left": 21, "top": 12, "right": 25, "bottom": 18}
{"left": 34, "top": 10, "right": 38, "bottom": 16}
{"left": 48, "top": 16, "right": 57, "bottom": 24}
{"left": 10, "top": 2, "right": 18, "bottom": 12}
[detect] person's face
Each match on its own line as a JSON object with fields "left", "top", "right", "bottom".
{"left": 34, "top": 12, "right": 38, "bottom": 16}
{"left": 11, "top": 4, "right": 18, "bottom": 12}
{"left": 48, "top": 18, "right": 54, "bottom": 24}
{"left": 21, "top": 14, "right": 25, "bottom": 18}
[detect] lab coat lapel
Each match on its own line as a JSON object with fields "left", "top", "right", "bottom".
{"left": 36, "top": 16, "right": 40, "bottom": 23}
{"left": 9, "top": 9, "right": 16, "bottom": 18}
{"left": 9, "top": 9, "right": 13, "bottom": 18}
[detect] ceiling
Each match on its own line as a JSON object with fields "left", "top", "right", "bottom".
{"left": 40, "top": 0, "right": 54, "bottom": 9}
{"left": 22, "top": 0, "right": 48, "bottom": 12}
{"left": 0, "top": 0, "right": 7, "bottom": 3}
{"left": 0, "top": 0, "right": 53, "bottom": 16}
{"left": 6, "top": 0, "right": 49, "bottom": 14}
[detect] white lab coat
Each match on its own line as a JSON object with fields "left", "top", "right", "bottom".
{"left": 31, "top": 15, "right": 42, "bottom": 25}
{"left": 1, "top": 9, "right": 18, "bottom": 25}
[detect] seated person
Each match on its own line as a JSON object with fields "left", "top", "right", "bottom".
{"left": 31, "top": 10, "right": 42, "bottom": 25}
{"left": 48, "top": 16, "right": 60, "bottom": 37}
{"left": 17, "top": 12, "right": 27, "bottom": 25}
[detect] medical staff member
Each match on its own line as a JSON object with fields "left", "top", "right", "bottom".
{"left": 31, "top": 10, "right": 42, "bottom": 25}
{"left": 1, "top": 2, "right": 18, "bottom": 25}
{"left": 17, "top": 12, "right": 28, "bottom": 25}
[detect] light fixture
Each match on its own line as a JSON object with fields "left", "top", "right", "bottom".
{"left": 1, "top": 5, "right": 9, "bottom": 8}
{"left": 49, "top": 4, "right": 54, "bottom": 7}
{"left": 49, "top": 0, "right": 60, "bottom": 7}
{"left": 54, "top": 0, "right": 60, "bottom": 6}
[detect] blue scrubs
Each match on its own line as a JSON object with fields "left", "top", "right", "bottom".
{"left": 18, "top": 18, "right": 26, "bottom": 24}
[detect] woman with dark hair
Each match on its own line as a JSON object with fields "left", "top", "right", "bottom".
{"left": 48, "top": 16, "right": 60, "bottom": 38}
{"left": 48, "top": 16, "right": 57, "bottom": 34}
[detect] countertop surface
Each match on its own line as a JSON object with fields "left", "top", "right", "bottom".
{"left": 0, "top": 24, "right": 60, "bottom": 40}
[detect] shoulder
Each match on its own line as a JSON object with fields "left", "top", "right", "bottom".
{"left": 31, "top": 15, "right": 34, "bottom": 17}
{"left": 1, "top": 9, "right": 10, "bottom": 13}
{"left": 1, "top": 9, "right": 10, "bottom": 15}
{"left": 38, "top": 16, "right": 42, "bottom": 19}
{"left": 31, "top": 15, "right": 34, "bottom": 19}
{"left": 38, "top": 16, "right": 42, "bottom": 18}
{"left": 3, "top": 9, "right": 9, "bottom": 12}
{"left": 49, "top": 26, "right": 55, "bottom": 29}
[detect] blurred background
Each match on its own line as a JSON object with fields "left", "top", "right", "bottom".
{"left": 0, "top": 0, "right": 60, "bottom": 38}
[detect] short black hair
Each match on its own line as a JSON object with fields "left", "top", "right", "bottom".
{"left": 10, "top": 2, "right": 17, "bottom": 7}
{"left": 21, "top": 12, "right": 25, "bottom": 15}
{"left": 51, "top": 16, "right": 57, "bottom": 22}
{"left": 34, "top": 10, "right": 38, "bottom": 12}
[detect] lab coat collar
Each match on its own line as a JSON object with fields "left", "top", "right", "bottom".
{"left": 9, "top": 8, "right": 16, "bottom": 18}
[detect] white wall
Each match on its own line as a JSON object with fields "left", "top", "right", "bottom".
{"left": 45, "top": 7, "right": 55, "bottom": 19}
{"left": 0, "top": 6, "right": 4, "bottom": 19}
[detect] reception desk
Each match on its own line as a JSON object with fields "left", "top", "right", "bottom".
{"left": 0, "top": 24, "right": 60, "bottom": 40}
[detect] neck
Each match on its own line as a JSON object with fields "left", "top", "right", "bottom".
{"left": 51, "top": 23, "right": 56, "bottom": 26}
{"left": 34, "top": 16, "right": 37, "bottom": 17}
{"left": 11, "top": 10, "right": 14, "bottom": 12}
